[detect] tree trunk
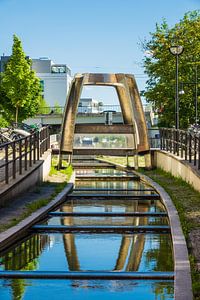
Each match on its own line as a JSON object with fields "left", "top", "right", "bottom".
{"left": 15, "top": 106, "right": 18, "bottom": 123}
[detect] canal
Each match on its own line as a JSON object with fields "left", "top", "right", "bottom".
{"left": 0, "top": 164, "right": 174, "bottom": 299}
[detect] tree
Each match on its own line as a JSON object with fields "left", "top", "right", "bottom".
{"left": 54, "top": 101, "right": 62, "bottom": 114}
{"left": 38, "top": 97, "right": 50, "bottom": 114}
{"left": 142, "top": 11, "right": 200, "bottom": 128}
{"left": 1, "top": 35, "right": 42, "bottom": 123}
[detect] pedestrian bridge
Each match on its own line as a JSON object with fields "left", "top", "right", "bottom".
{"left": 59, "top": 73, "right": 150, "bottom": 162}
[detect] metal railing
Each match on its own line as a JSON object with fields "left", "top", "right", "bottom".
{"left": 37, "top": 105, "right": 123, "bottom": 115}
{"left": 37, "top": 104, "right": 153, "bottom": 116}
{"left": 160, "top": 128, "right": 200, "bottom": 169}
{"left": 0, "top": 127, "right": 50, "bottom": 184}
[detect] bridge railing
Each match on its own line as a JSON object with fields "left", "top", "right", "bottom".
{"left": 36, "top": 105, "right": 154, "bottom": 115}
{"left": 159, "top": 128, "right": 200, "bottom": 169}
{"left": 37, "top": 105, "right": 123, "bottom": 115}
{"left": 0, "top": 127, "right": 50, "bottom": 184}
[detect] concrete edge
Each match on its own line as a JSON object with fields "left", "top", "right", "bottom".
{"left": 0, "top": 171, "right": 76, "bottom": 252}
{"left": 96, "top": 158, "right": 193, "bottom": 300}
{"left": 137, "top": 172, "right": 193, "bottom": 300}
{"left": 152, "top": 149, "right": 200, "bottom": 193}
{"left": 0, "top": 150, "right": 52, "bottom": 205}
{"left": 0, "top": 160, "right": 43, "bottom": 197}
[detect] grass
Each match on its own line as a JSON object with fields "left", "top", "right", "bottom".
{"left": 139, "top": 168, "right": 200, "bottom": 299}
{"left": 101, "top": 155, "right": 200, "bottom": 298}
{"left": 99, "top": 155, "right": 145, "bottom": 167}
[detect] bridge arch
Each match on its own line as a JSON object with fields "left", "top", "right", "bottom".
{"left": 59, "top": 73, "right": 150, "bottom": 164}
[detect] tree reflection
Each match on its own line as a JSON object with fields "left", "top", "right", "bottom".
{"left": 0, "top": 234, "right": 49, "bottom": 300}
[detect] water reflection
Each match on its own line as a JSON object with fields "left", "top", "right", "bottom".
{"left": 0, "top": 279, "right": 174, "bottom": 299}
{"left": 0, "top": 232, "right": 173, "bottom": 299}
{"left": 75, "top": 168, "right": 127, "bottom": 176}
{"left": 0, "top": 234, "right": 49, "bottom": 300}
{"left": 0, "top": 167, "right": 174, "bottom": 299}
{"left": 59, "top": 198, "right": 165, "bottom": 214}
{"left": 0, "top": 234, "right": 49, "bottom": 271}
{"left": 74, "top": 179, "right": 151, "bottom": 191}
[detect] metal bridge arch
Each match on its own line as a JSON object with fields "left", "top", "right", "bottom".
{"left": 59, "top": 73, "right": 150, "bottom": 161}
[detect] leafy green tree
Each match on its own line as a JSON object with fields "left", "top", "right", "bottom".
{"left": 1, "top": 35, "right": 42, "bottom": 123}
{"left": 37, "top": 97, "right": 50, "bottom": 114}
{"left": 54, "top": 100, "right": 62, "bottom": 114}
{"left": 142, "top": 11, "right": 200, "bottom": 128}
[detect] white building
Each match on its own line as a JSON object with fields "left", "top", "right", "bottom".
{"left": 0, "top": 56, "right": 72, "bottom": 107}
{"left": 78, "top": 98, "right": 103, "bottom": 114}
{"left": 32, "top": 58, "right": 72, "bottom": 107}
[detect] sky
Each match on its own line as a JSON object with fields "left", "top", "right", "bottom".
{"left": 0, "top": 0, "right": 199, "bottom": 105}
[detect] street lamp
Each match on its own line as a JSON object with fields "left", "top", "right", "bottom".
{"left": 169, "top": 45, "right": 184, "bottom": 129}
{"left": 179, "top": 63, "right": 199, "bottom": 125}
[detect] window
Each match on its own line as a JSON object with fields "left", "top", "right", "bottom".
{"left": 40, "top": 80, "right": 44, "bottom": 92}
{"left": 51, "top": 65, "right": 66, "bottom": 73}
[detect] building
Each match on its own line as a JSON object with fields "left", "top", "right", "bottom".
{"left": 32, "top": 58, "right": 72, "bottom": 106}
{"left": 78, "top": 98, "right": 103, "bottom": 114}
{"left": 0, "top": 56, "right": 72, "bottom": 107}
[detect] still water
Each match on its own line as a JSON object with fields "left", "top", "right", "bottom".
{"left": 0, "top": 167, "right": 174, "bottom": 299}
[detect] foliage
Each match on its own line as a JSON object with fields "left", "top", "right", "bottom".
{"left": 54, "top": 101, "right": 62, "bottom": 114}
{"left": 1, "top": 35, "right": 42, "bottom": 123}
{"left": 142, "top": 11, "right": 200, "bottom": 128}
{"left": 49, "top": 160, "right": 73, "bottom": 182}
{"left": 37, "top": 97, "right": 50, "bottom": 114}
{"left": 0, "top": 115, "right": 9, "bottom": 127}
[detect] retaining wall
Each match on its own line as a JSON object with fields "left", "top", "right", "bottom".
{"left": 151, "top": 150, "right": 200, "bottom": 192}
{"left": 0, "top": 150, "right": 52, "bottom": 206}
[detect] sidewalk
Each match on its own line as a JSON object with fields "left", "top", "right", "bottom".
{"left": 0, "top": 173, "right": 67, "bottom": 233}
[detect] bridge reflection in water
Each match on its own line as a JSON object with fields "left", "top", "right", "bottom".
{"left": 0, "top": 166, "right": 174, "bottom": 299}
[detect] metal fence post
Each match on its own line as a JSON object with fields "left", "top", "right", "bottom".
{"left": 5, "top": 144, "right": 9, "bottom": 184}
{"left": 180, "top": 131, "right": 183, "bottom": 158}
{"left": 198, "top": 135, "right": 200, "bottom": 169}
{"left": 29, "top": 135, "right": 32, "bottom": 167}
{"left": 25, "top": 137, "right": 28, "bottom": 171}
{"left": 19, "top": 139, "right": 22, "bottom": 175}
{"left": 194, "top": 135, "right": 197, "bottom": 166}
{"left": 12, "top": 141, "right": 16, "bottom": 179}
{"left": 160, "top": 129, "right": 163, "bottom": 150}
{"left": 37, "top": 131, "right": 40, "bottom": 160}
{"left": 185, "top": 132, "right": 188, "bottom": 161}
{"left": 189, "top": 134, "right": 192, "bottom": 163}
{"left": 176, "top": 130, "right": 179, "bottom": 156}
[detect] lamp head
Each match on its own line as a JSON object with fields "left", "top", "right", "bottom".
{"left": 169, "top": 46, "right": 184, "bottom": 56}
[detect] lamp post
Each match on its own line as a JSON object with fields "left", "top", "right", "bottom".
{"left": 179, "top": 63, "right": 199, "bottom": 126}
{"left": 169, "top": 46, "right": 184, "bottom": 129}
{"left": 195, "top": 64, "right": 198, "bottom": 125}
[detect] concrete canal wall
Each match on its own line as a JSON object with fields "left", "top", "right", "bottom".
{"left": 151, "top": 150, "right": 200, "bottom": 193}
{"left": 0, "top": 150, "right": 52, "bottom": 207}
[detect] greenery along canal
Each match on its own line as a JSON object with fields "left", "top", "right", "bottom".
{"left": 0, "top": 166, "right": 174, "bottom": 299}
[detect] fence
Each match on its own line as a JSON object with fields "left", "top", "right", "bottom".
{"left": 0, "top": 127, "right": 50, "bottom": 184}
{"left": 37, "top": 105, "right": 123, "bottom": 115}
{"left": 159, "top": 128, "right": 200, "bottom": 170}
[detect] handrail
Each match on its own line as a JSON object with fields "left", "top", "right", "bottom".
{"left": 157, "top": 128, "right": 200, "bottom": 170}
{"left": 0, "top": 127, "right": 50, "bottom": 184}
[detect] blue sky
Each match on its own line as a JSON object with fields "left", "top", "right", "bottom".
{"left": 0, "top": 0, "right": 199, "bottom": 104}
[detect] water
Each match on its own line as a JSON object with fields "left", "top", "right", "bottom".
{"left": 0, "top": 166, "right": 174, "bottom": 299}
{"left": 0, "top": 233, "right": 173, "bottom": 272}
{"left": 0, "top": 279, "right": 174, "bottom": 300}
